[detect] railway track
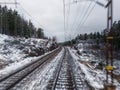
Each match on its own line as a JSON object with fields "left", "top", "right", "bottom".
{"left": 47, "top": 47, "right": 88, "bottom": 90}
{"left": 0, "top": 47, "right": 61, "bottom": 90}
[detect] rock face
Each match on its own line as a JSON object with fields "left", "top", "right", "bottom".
{"left": 0, "top": 59, "right": 9, "bottom": 69}
{"left": 0, "top": 34, "right": 59, "bottom": 69}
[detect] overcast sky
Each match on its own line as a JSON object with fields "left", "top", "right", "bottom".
{"left": 1, "top": 0, "right": 120, "bottom": 42}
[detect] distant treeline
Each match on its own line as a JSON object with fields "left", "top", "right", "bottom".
{"left": 63, "top": 20, "right": 120, "bottom": 50}
{"left": 0, "top": 5, "right": 44, "bottom": 38}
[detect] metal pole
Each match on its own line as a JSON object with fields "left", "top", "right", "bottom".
{"left": 0, "top": 7, "right": 2, "bottom": 33}
{"left": 105, "top": 0, "right": 116, "bottom": 90}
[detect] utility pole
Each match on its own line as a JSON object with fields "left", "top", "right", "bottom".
{"left": 105, "top": 0, "right": 116, "bottom": 90}
{"left": 72, "top": 0, "right": 116, "bottom": 89}
{"left": 0, "top": 6, "right": 2, "bottom": 33}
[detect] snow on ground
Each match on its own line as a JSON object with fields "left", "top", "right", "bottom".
{"left": 0, "top": 34, "right": 54, "bottom": 78}
{"left": 16, "top": 48, "right": 64, "bottom": 90}
{"left": 68, "top": 47, "right": 104, "bottom": 89}
{"left": 0, "top": 47, "right": 58, "bottom": 80}
{"left": 76, "top": 42, "right": 120, "bottom": 76}
{"left": 0, "top": 51, "right": 45, "bottom": 78}
{"left": 68, "top": 47, "right": 120, "bottom": 90}
{"left": 113, "top": 60, "right": 120, "bottom": 75}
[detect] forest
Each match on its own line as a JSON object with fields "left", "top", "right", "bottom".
{"left": 0, "top": 5, "right": 44, "bottom": 39}
{"left": 64, "top": 20, "right": 120, "bottom": 51}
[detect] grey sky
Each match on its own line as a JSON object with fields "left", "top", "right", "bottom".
{"left": 1, "top": 0, "right": 120, "bottom": 42}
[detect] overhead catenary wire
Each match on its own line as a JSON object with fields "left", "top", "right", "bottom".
{"left": 17, "top": 4, "right": 46, "bottom": 30}
{"left": 64, "top": 1, "right": 93, "bottom": 40}
{"left": 71, "top": 0, "right": 106, "bottom": 37}
{"left": 64, "top": 0, "right": 106, "bottom": 40}
{"left": 69, "top": 2, "right": 86, "bottom": 36}
{"left": 14, "top": 0, "right": 17, "bottom": 8}
{"left": 80, "top": 2, "right": 96, "bottom": 28}
{"left": 73, "top": 1, "right": 94, "bottom": 36}
{"left": 66, "top": 0, "right": 71, "bottom": 35}
{"left": 67, "top": 1, "right": 93, "bottom": 37}
{"left": 11, "top": 3, "right": 50, "bottom": 38}
{"left": 74, "top": 0, "right": 98, "bottom": 36}
{"left": 64, "top": 0, "right": 85, "bottom": 40}
{"left": 75, "top": 1, "right": 93, "bottom": 29}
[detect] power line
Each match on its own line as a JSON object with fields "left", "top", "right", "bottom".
{"left": 14, "top": 0, "right": 17, "bottom": 8}
{"left": 80, "top": 2, "right": 96, "bottom": 27}
{"left": 69, "top": 2, "right": 86, "bottom": 35}
{"left": 64, "top": 1, "right": 85, "bottom": 39}
{"left": 73, "top": 1, "right": 93, "bottom": 36}
{"left": 75, "top": 0, "right": 97, "bottom": 36}
{"left": 66, "top": 0, "right": 71, "bottom": 34}
{"left": 76, "top": 1, "right": 93, "bottom": 29}
{"left": 17, "top": 4, "right": 46, "bottom": 29}
{"left": 0, "top": 0, "right": 19, "bottom": 5}
{"left": 64, "top": 1, "right": 93, "bottom": 40}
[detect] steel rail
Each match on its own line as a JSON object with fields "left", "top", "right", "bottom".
{"left": 50, "top": 47, "right": 78, "bottom": 90}
{"left": 0, "top": 47, "right": 61, "bottom": 90}
{"left": 51, "top": 47, "right": 66, "bottom": 90}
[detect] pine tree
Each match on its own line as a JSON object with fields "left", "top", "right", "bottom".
{"left": 37, "top": 28, "right": 44, "bottom": 38}
{"left": 0, "top": 5, "right": 45, "bottom": 39}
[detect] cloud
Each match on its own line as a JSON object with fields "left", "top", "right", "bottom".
{"left": 2, "top": 0, "right": 120, "bottom": 42}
